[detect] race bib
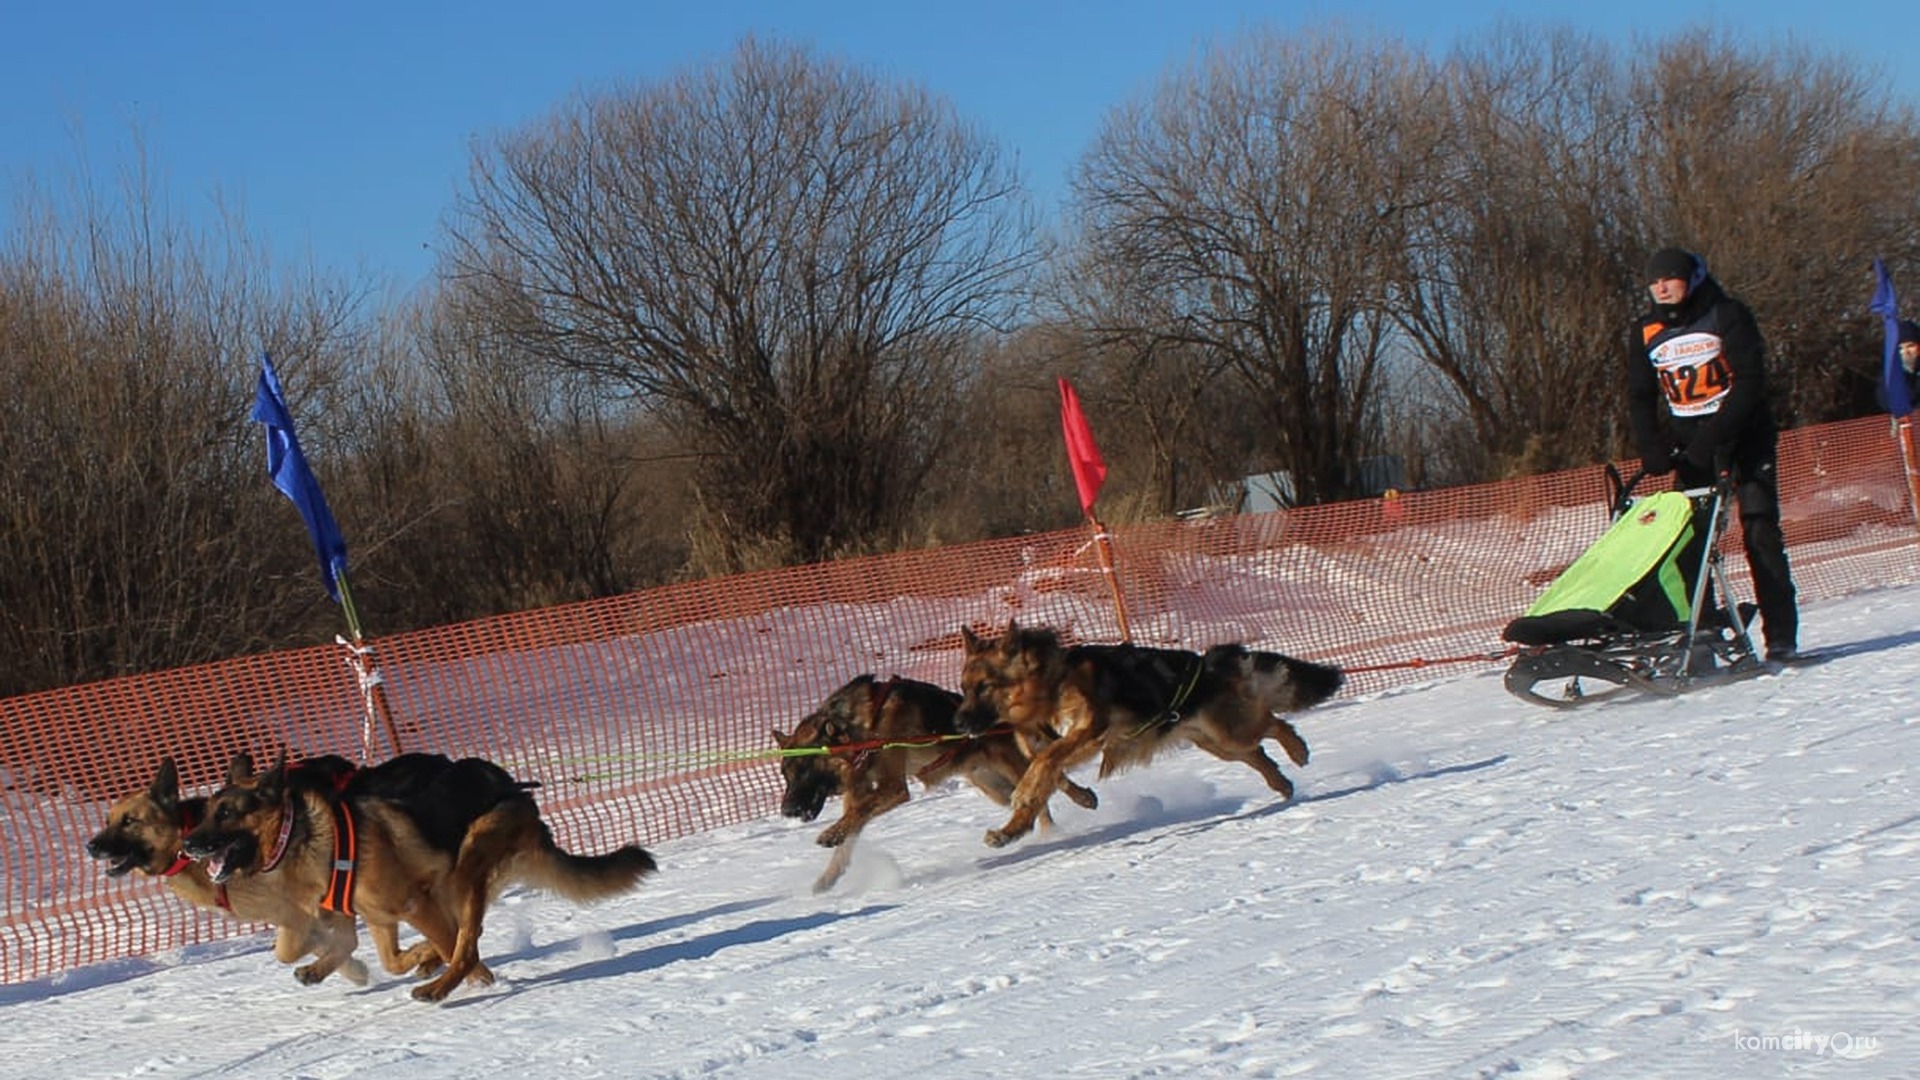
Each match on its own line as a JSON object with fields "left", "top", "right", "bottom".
{"left": 1647, "top": 331, "right": 1732, "bottom": 416}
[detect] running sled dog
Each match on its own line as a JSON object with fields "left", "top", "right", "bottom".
{"left": 774, "top": 674, "right": 1098, "bottom": 891}
{"left": 182, "top": 751, "right": 657, "bottom": 1001}
{"left": 954, "top": 623, "right": 1344, "bottom": 848}
{"left": 87, "top": 755, "right": 383, "bottom": 986}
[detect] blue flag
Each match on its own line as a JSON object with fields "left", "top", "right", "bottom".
{"left": 250, "top": 353, "right": 348, "bottom": 601}
{"left": 1870, "top": 259, "right": 1911, "bottom": 418}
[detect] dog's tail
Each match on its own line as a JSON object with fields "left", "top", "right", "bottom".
{"left": 1269, "top": 654, "right": 1344, "bottom": 711}
{"left": 1211, "top": 646, "right": 1345, "bottom": 712}
{"left": 516, "top": 827, "right": 659, "bottom": 904}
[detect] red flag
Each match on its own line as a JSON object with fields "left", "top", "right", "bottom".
{"left": 1057, "top": 378, "right": 1107, "bottom": 515}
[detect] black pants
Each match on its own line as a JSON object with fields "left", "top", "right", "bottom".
{"left": 1674, "top": 455, "right": 1798, "bottom": 653}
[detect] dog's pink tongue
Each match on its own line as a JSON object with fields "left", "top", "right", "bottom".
{"left": 206, "top": 852, "right": 230, "bottom": 882}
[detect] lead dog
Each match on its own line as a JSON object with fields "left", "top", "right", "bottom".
{"left": 184, "top": 751, "right": 657, "bottom": 1001}
{"left": 87, "top": 755, "right": 391, "bottom": 985}
{"left": 954, "top": 622, "right": 1343, "bottom": 847}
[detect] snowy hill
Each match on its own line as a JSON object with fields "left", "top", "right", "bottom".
{"left": 7, "top": 585, "right": 1918, "bottom": 1079}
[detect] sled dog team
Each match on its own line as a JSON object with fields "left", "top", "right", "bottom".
{"left": 89, "top": 620, "right": 1341, "bottom": 999}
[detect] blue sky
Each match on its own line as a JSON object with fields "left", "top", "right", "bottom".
{"left": 5, "top": 0, "right": 1914, "bottom": 289}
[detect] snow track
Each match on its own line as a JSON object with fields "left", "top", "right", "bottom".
{"left": 7, "top": 589, "right": 1918, "bottom": 1078}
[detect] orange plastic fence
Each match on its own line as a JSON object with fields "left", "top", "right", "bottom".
{"left": 4, "top": 415, "right": 1916, "bottom": 984}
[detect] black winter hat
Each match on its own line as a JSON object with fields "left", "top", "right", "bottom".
{"left": 1644, "top": 247, "right": 1699, "bottom": 284}
{"left": 1900, "top": 319, "right": 1920, "bottom": 346}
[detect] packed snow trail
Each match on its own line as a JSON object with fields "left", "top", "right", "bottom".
{"left": 6, "top": 588, "right": 1916, "bottom": 1078}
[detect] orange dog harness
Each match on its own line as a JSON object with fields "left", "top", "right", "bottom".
{"left": 320, "top": 799, "right": 357, "bottom": 916}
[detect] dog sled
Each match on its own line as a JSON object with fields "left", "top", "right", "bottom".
{"left": 1501, "top": 465, "right": 1768, "bottom": 709}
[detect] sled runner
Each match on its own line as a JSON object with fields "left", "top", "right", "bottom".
{"left": 1501, "top": 465, "right": 1766, "bottom": 709}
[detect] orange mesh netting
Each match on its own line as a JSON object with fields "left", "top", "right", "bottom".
{"left": 4, "top": 414, "right": 1916, "bottom": 983}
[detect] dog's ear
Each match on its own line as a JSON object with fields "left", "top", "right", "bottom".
{"left": 961, "top": 624, "right": 983, "bottom": 652}
{"left": 148, "top": 757, "right": 180, "bottom": 808}
{"left": 771, "top": 728, "right": 791, "bottom": 749}
{"left": 224, "top": 752, "right": 256, "bottom": 786}
{"left": 998, "top": 622, "right": 1024, "bottom": 656}
{"left": 256, "top": 754, "right": 291, "bottom": 801}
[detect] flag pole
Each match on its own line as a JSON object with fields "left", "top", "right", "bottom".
{"left": 332, "top": 572, "right": 405, "bottom": 759}
{"left": 1087, "top": 512, "right": 1134, "bottom": 643}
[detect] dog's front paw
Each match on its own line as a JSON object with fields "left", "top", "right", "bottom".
{"left": 293, "top": 962, "right": 330, "bottom": 986}
{"left": 1064, "top": 783, "right": 1098, "bottom": 810}
{"left": 396, "top": 942, "right": 444, "bottom": 978}
{"left": 983, "top": 828, "right": 1012, "bottom": 849}
{"left": 816, "top": 825, "right": 850, "bottom": 848}
{"left": 1275, "top": 724, "right": 1310, "bottom": 767}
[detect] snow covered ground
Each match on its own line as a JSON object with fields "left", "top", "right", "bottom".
{"left": 6, "top": 584, "right": 1918, "bottom": 1079}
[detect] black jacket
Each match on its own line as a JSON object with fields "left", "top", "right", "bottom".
{"left": 1628, "top": 275, "right": 1776, "bottom": 471}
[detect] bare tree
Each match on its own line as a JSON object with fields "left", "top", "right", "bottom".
{"left": 1388, "top": 26, "right": 1644, "bottom": 476}
{"left": 916, "top": 326, "right": 1083, "bottom": 540}
{"left": 442, "top": 36, "right": 1037, "bottom": 568}
{"left": 1062, "top": 27, "right": 1449, "bottom": 506}
{"left": 1038, "top": 243, "right": 1259, "bottom": 515}
{"left": 350, "top": 288, "right": 688, "bottom": 624}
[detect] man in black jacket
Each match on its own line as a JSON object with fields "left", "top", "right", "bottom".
{"left": 1627, "top": 247, "right": 1799, "bottom": 662}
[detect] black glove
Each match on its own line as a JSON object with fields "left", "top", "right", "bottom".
{"left": 1639, "top": 442, "right": 1686, "bottom": 478}
{"left": 1681, "top": 436, "right": 1724, "bottom": 473}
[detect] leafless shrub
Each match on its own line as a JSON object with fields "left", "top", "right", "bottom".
{"left": 0, "top": 160, "right": 369, "bottom": 694}
{"left": 441, "top": 36, "right": 1038, "bottom": 569}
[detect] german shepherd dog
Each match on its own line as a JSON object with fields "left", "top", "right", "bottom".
{"left": 86, "top": 755, "right": 382, "bottom": 986}
{"left": 954, "top": 622, "right": 1344, "bottom": 848}
{"left": 183, "top": 751, "right": 658, "bottom": 1001}
{"left": 772, "top": 675, "right": 1099, "bottom": 891}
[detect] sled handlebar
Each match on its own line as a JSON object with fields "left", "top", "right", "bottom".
{"left": 1605, "top": 463, "right": 1650, "bottom": 518}
{"left": 1607, "top": 464, "right": 1733, "bottom": 517}
{"left": 1676, "top": 479, "right": 1735, "bottom": 499}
